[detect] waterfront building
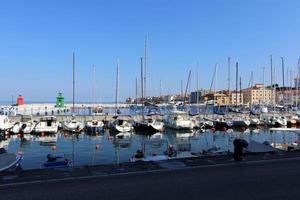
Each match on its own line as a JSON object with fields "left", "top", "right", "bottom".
{"left": 217, "top": 90, "right": 243, "bottom": 106}
{"left": 204, "top": 93, "right": 229, "bottom": 106}
{"left": 276, "top": 87, "right": 298, "bottom": 105}
{"left": 190, "top": 89, "right": 210, "bottom": 103}
{"left": 229, "top": 91, "right": 243, "bottom": 105}
{"left": 242, "top": 84, "right": 275, "bottom": 105}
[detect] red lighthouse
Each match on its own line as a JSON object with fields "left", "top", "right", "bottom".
{"left": 17, "top": 95, "right": 24, "bottom": 106}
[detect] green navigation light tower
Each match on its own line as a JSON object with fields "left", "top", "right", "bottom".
{"left": 56, "top": 91, "right": 65, "bottom": 108}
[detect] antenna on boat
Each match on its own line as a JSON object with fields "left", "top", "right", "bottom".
{"left": 72, "top": 51, "right": 75, "bottom": 113}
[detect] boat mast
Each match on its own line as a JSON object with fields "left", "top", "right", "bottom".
{"left": 263, "top": 66, "right": 265, "bottom": 105}
{"left": 115, "top": 59, "right": 119, "bottom": 116}
{"left": 184, "top": 70, "right": 191, "bottom": 105}
{"left": 271, "top": 54, "right": 273, "bottom": 88}
{"left": 228, "top": 57, "right": 231, "bottom": 92}
{"left": 296, "top": 59, "right": 300, "bottom": 111}
{"left": 72, "top": 52, "right": 75, "bottom": 113}
{"left": 92, "top": 64, "right": 96, "bottom": 116}
{"left": 141, "top": 57, "right": 144, "bottom": 120}
{"left": 239, "top": 76, "right": 242, "bottom": 106}
{"left": 144, "top": 35, "right": 148, "bottom": 100}
{"left": 181, "top": 80, "right": 183, "bottom": 97}
{"left": 281, "top": 57, "right": 285, "bottom": 88}
{"left": 227, "top": 57, "right": 230, "bottom": 111}
{"left": 248, "top": 71, "right": 253, "bottom": 88}
{"left": 159, "top": 79, "right": 162, "bottom": 97}
{"left": 236, "top": 62, "right": 238, "bottom": 108}
{"left": 197, "top": 62, "right": 199, "bottom": 114}
{"left": 273, "top": 65, "right": 276, "bottom": 111}
{"left": 135, "top": 77, "right": 138, "bottom": 113}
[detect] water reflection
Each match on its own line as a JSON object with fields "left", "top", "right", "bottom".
{"left": 1, "top": 127, "right": 299, "bottom": 169}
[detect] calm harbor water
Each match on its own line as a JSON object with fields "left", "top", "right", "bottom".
{"left": 1, "top": 128, "right": 298, "bottom": 170}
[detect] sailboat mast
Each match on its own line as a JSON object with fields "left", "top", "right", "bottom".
{"left": 159, "top": 79, "right": 162, "bottom": 97}
{"left": 228, "top": 57, "right": 231, "bottom": 108}
{"left": 281, "top": 57, "right": 285, "bottom": 88}
{"left": 140, "top": 57, "right": 144, "bottom": 119}
{"left": 184, "top": 70, "right": 191, "bottom": 105}
{"left": 263, "top": 66, "right": 265, "bottom": 104}
{"left": 239, "top": 76, "right": 242, "bottom": 105}
{"left": 72, "top": 52, "right": 75, "bottom": 113}
{"left": 270, "top": 54, "right": 273, "bottom": 87}
{"left": 236, "top": 62, "right": 238, "bottom": 108}
{"left": 92, "top": 64, "right": 96, "bottom": 115}
{"left": 115, "top": 59, "right": 119, "bottom": 116}
{"left": 144, "top": 35, "right": 148, "bottom": 100}
{"left": 228, "top": 57, "right": 231, "bottom": 91}
{"left": 135, "top": 77, "right": 138, "bottom": 111}
{"left": 297, "top": 59, "right": 300, "bottom": 109}
{"left": 197, "top": 62, "right": 199, "bottom": 105}
{"left": 181, "top": 80, "right": 183, "bottom": 97}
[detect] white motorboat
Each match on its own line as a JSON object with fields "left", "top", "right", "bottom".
{"left": 134, "top": 118, "right": 164, "bottom": 132}
{"left": 265, "top": 116, "right": 287, "bottom": 127}
{"left": 11, "top": 122, "right": 23, "bottom": 134}
{"left": 193, "top": 117, "right": 214, "bottom": 129}
{"left": 64, "top": 120, "right": 84, "bottom": 133}
{"left": 86, "top": 119, "right": 104, "bottom": 133}
{"left": 0, "top": 115, "right": 13, "bottom": 131}
{"left": 250, "top": 118, "right": 260, "bottom": 126}
{"left": 164, "top": 110, "right": 194, "bottom": 130}
{"left": 0, "top": 148, "right": 23, "bottom": 172}
{"left": 109, "top": 118, "right": 133, "bottom": 133}
{"left": 212, "top": 117, "right": 233, "bottom": 129}
{"left": 22, "top": 121, "right": 36, "bottom": 134}
{"left": 232, "top": 117, "right": 251, "bottom": 127}
{"left": 34, "top": 116, "right": 59, "bottom": 133}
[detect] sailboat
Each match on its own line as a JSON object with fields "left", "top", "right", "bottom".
{"left": 109, "top": 59, "right": 134, "bottom": 133}
{"left": 86, "top": 65, "right": 104, "bottom": 133}
{"left": 64, "top": 52, "right": 84, "bottom": 133}
{"left": 133, "top": 48, "right": 164, "bottom": 133}
{"left": 231, "top": 62, "right": 251, "bottom": 127}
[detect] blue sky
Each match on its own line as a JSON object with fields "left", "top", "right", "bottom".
{"left": 0, "top": 0, "right": 300, "bottom": 102}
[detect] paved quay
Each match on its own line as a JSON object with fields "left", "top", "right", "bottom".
{"left": 1, "top": 150, "right": 300, "bottom": 199}
{"left": 1, "top": 154, "right": 300, "bottom": 200}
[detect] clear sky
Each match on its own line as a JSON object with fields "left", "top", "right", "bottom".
{"left": 1, "top": 0, "right": 300, "bottom": 102}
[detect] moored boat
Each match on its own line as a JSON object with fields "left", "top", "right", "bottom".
{"left": 34, "top": 116, "right": 59, "bottom": 134}
{"left": 0, "top": 148, "right": 23, "bottom": 172}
